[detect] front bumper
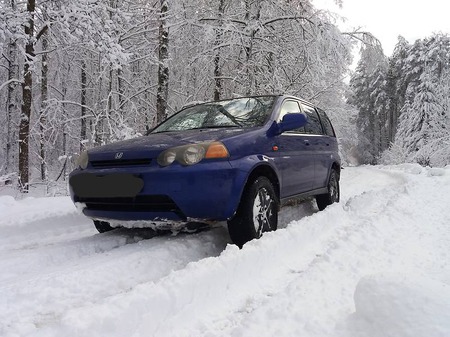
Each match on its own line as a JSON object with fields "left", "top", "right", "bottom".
{"left": 69, "top": 159, "right": 247, "bottom": 223}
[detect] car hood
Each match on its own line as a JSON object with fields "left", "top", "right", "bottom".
{"left": 88, "top": 128, "right": 251, "bottom": 159}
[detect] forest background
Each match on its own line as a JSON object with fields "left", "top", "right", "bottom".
{"left": 0, "top": 0, "right": 449, "bottom": 193}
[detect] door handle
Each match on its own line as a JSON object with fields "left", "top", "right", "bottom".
{"left": 304, "top": 140, "right": 310, "bottom": 146}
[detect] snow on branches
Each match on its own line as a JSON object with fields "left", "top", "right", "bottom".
{"left": 351, "top": 34, "right": 450, "bottom": 167}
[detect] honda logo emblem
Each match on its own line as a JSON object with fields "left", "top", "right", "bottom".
{"left": 115, "top": 152, "right": 123, "bottom": 159}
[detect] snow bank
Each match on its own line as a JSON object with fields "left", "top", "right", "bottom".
{"left": 0, "top": 195, "right": 16, "bottom": 215}
{"left": 1, "top": 165, "right": 450, "bottom": 337}
{"left": 381, "top": 163, "right": 450, "bottom": 176}
{"left": 40, "top": 207, "right": 346, "bottom": 337}
{"left": 344, "top": 274, "right": 450, "bottom": 337}
{"left": 0, "top": 196, "right": 77, "bottom": 228}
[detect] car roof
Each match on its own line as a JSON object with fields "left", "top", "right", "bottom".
{"left": 187, "top": 94, "right": 317, "bottom": 108}
{"left": 278, "top": 95, "right": 317, "bottom": 107}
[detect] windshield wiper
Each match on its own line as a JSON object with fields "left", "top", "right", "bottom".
{"left": 190, "top": 125, "right": 240, "bottom": 130}
{"left": 216, "top": 106, "right": 243, "bottom": 127}
{"left": 148, "top": 129, "right": 178, "bottom": 135}
{"left": 149, "top": 125, "right": 240, "bottom": 134}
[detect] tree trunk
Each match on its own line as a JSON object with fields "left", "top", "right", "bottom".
{"left": 80, "top": 60, "right": 87, "bottom": 152}
{"left": 118, "top": 68, "right": 125, "bottom": 114}
{"left": 156, "top": 0, "right": 169, "bottom": 125}
{"left": 213, "top": 0, "right": 225, "bottom": 101}
{"left": 106, "top": 67, "right": 114, "bottom": 142}
{"left": 5, "top": 2, "right": 19, "bottom": 176}
{"left": 19, "top": 0, "right": 36, "bottom": 192}
{"left": 40, "top": 31, "right": 48, "bottom": 182}
{"left": 244, "top": 0, "right": 261, "bottom": 95}
{"left": 386, "top": 64, "right": 397, "bottom": 143}
{"left": 95, "top": 60, "right": 104, "bottom": 146}
{"left": 62, "top": 127, "right": 67, "bottom": 180}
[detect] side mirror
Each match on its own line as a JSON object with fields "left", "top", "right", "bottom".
{"left": 277, "top": 113, "right": 307, "bottom": 134}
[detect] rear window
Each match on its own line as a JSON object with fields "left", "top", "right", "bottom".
{"left": 316, "top": 108, "right": 336, "bottom": 137}
{"left": 300, "top": 103, "right": 323, "bottom": 135}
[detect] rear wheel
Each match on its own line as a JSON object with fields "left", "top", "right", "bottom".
{"left": 227, "top": 177, "right": 278, "bottom": 248}
{"left": 316, "top": 169, "right": 340, "bottom": 211}
{"left": 93, "top": 220, "right": 115, "bottom": 233}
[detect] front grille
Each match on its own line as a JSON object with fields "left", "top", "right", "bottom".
{"left": 91, "top": 158, "right": 151, "bottom": 168}
{"left": 77, "top": 195, "right": 184, "bottom": 217}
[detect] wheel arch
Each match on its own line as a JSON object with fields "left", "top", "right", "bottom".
{"left": 228, "top": 164, "right": 280, "bottom": 247}
{"left": 243, "top": 163, "right": 280, "bottom": 203}
{"left": 331, "top": 161, "right": 341, "bottom": 181}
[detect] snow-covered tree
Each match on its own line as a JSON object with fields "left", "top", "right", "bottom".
{"left": 349, "top": 44, "right": 388, "bottom": 164}
{"left": 380, "top": 34, "right": 450, "bottom": 167}
{"left": 397, "top": 75, "right": 436, "bottom": 152}
{"left": 0, "top": 0, "right": 354, "bottom": 192}
{"left": 395, "top": 70, "right": 448, "bottom": 166}
{"left": 351, "top": 33, "right": 450, "bottom": 167}
{"left": 385, "top": 36, "right": 410, "bottom": 143}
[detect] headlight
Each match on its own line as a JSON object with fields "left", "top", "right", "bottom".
{"left": 157, "top": 142, "right": 229, "bottom": 167}
{"left": 76, "top": 150, "right": 89, "bottom": 169}
{"left": 181, "top": 145, "right": 206, "bottom": 165}
{"left": 157, "top": 149, "right": 177, "bottom": 166}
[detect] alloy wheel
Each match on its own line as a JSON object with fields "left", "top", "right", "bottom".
{"left": 252, "top": 187, "right": 274, "bottom": 236}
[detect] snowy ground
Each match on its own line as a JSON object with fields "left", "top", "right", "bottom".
{"left": 1, "top": 165, "right": 450, "bottom": 337}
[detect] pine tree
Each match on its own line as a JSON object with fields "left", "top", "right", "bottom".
{"left": 349, "top": 44, "right": 388, "bottom": 164}
{"left": 385, "top": 36, "right": 410, "bottom": 143}
{"left": 395, "top": 69, "right": 447, "bottom": 166}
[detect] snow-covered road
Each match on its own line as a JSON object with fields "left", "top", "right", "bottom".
{"left": 1, "top": 165, "right": 450, "bottom": 337}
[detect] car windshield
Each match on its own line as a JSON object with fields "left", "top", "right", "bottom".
{"left": 151, "top": 96, "right": 275, "bottom": 133}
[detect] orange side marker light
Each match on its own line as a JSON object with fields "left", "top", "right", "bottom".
{"left": 205, "top": 142, "right": 230, "bottom": 159}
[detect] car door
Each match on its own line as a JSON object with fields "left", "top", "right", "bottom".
{"left": 299, "top": 103, "right": 330, "bottom": 190}
{"left": 271, "top": 99, "right": 315, "bottom": 198}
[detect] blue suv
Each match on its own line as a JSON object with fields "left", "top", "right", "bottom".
{"left": 69, "top": 95, "right": 340, "bottom": 247}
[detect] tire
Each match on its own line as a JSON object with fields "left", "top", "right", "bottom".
{"left": 316, "top": 169, "right": 340, "bottom": 211}
{"left": 227, "top": 177, "right": 278, "bottom": 248}
{"left": 93, "top": 220, "right": 115, "bottom": 233}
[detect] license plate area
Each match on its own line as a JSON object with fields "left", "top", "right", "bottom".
{"left": 70, "top": 173, "right": 144, "bottom": 198}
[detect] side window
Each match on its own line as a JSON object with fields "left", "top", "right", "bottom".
{"left": 300, "top": 103, "right": 324, "bottom": 135}
{"left": 278, "top": 100, "right": 305, "bottom": 134}
{"left": 317, "top": 108, "right": 336, "bottom": 137}
{"left": 278, "top": 100, "right": 301, "bottom": 121}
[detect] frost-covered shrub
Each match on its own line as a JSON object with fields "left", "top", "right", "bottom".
{"left": 379, "top": 143, "right": 409, "bottom": 165}
{"left": 419, "top": 137, "right": 450, "bottom": 167}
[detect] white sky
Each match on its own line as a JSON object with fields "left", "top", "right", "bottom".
{"left": 313, "top": 0, "right": 450, "bottom": 56}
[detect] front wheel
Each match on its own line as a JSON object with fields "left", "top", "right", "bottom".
{"left": 316, "top": 169, "right": 340, "bottom": 211}
{"left": 227, "top": 177, "right": 278, "bottom": 248}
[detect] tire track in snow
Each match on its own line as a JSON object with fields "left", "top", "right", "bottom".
{"left": 192, "top": 167, "right": 450, "bottom": 337}
{"left": 30, "top": 167, "right": 409, "bottom": 337}
{"left": 0, "top": 197, "right": 231, "bottom": 337}
{"left": 0, "top": 199, "right": 92, "bottom": 252}
{"left": 197, "top": 176, "right": 410, "bottom": 337}
{"left": 0, "top": 166, "right": 412, "bottom": 337}
{"left": 0, "top": 227, "right": 230, "bottom": 337}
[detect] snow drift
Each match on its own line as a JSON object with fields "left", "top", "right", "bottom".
{"left": 1, "top": 164, "right": 449, "bottom": 337}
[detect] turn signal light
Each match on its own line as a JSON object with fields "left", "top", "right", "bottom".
{"left": 205, "top": 142, "right": 229, "bottom": 159}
